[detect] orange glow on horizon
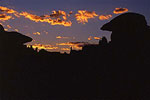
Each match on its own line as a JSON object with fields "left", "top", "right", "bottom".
{"left": 56, "top": 42, "right": 83, "bottom": 50}
{"left": 27, "top": 44, "right": 58, "bottom": 50}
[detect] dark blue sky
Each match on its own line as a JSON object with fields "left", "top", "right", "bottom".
{"left": 1, "top": 0, "right": 150, "bottom": 52}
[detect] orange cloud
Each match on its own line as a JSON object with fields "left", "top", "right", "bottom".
{"left": 0, "top": 6, "right": 129, "bottom": 27}
{"left": 0, "top": 6, "right": 16, "bottom": 14}
{"left": 4, "top": 28, "right": 8, "bottom": 31}
{"left": 69, "top": 11, "right": 73, "bottom": 15}
{"left": 75, "top": 10, "right": 98, "bottom": 24}
{"left": 20, "top": 12, "right": 72, "bottom": 26}
{"left": 0, "top": 6, "right": 72, "bottom": 27}
{"left": 6, "top": 25, "right": 12, "bottom": 28}
{"left": 56, "top": 36, "right": 74, "bottom": 39}
{"left": 50, "top": 18, "right": 72, "bottom": 26}
{"left": 88, "top": 36, "right": 92, "bottom": 40}
{"left": 56, "top": 42, "right": 82, "bottom": 50}
{"left": 27, "top": 44, "right": 58, "bottom": 50}
{"left": 14, "top": 29, "right": 19, "bottom": 32}
{"left": 94, "top": 37, "right": 101, "bottom": 40}
{"left": 0, "top": 6, "right": 20, "bottom": 18}
{"left": 56, "top": 42, "right": 75, "bottom": 46}
{"left": 56, "top": 36, "right": 69, "bottom": 39}
{"left": 19, "top": 12, "right": 45, "bottom": 22}
{"left": 49, "top": 10, "right": 67, "bottom": 20}
{"left": 0, "top": 14, "right": 12, "bottom": 21}
{"left": 57, "top": 42, "right": 89, "bottom": 50}
{"left": 61, "top": 48, "right": 70, "bottom": 51}
{"left": 113, "top": 8, "right": 128, "bottom": 14}
{"left": 99, "top": 15, "right": 112, "bottom": 20}
{"left": 88, "top": 36, "right": 101, "bottom": 40}
{"left": 33, "top": 32, "right": 41, "bottom": 35}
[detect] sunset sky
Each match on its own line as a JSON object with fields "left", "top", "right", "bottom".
{"left": 1, "top": 0, "right": 150, "bottom": 53}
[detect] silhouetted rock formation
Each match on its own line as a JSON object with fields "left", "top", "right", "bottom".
{"left": 1, "top": 12, "right": 150, "bottom": 100}
{"left": 101, "top": 12, "right": 149, "bottom": 47}
{"left": 101, "top": 12, "right": 150, "bottom": 64}
{"left": 100, "top": 12, "right": 150, "bottom": 99}
{"left": 0, "top": 25, "right": 32, "bottom": 47}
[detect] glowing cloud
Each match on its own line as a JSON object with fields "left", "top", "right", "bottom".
{"left": 20, "top": 12, "right": 72, "bottom": 27}
{"left": 0, "top": 6, "right": 72, "bottom": 26}
{"left": 0, "top": 6, "right": 20, "bottom": 18}
{"left": 27, "top": 44, "right": 58, "bottom": 50}
{"left": 88, "top": 36, "right": 92, "bottom": 40}
{"left": 75, "top": 10, "right": 98, "bottom": 24}
{"left": 57, "top": 42, "right": 89, "bottom": 50}
{"left": 0, "top": 14, "right": 12, "bottom": 21}
{"left": 19, "top": 12, "right": 45, "bottom": 22}
{"left": 49, "top": 10, "right": 67, "bottom": 20}
{"left": 6, "top": 25, "right": 12, "bottom": 29}
{"left": 61, "top": 48, "right": 70, "bottom": 51}
{"left": 56, "top": 42, "right": 75, "bottom": 46}
{"left": 33, "top": 32, "right": 41, "bottom": 35}
{"left": 14, "top": 29, "right": 19, "bottom": 32}
{"left": 0, "top": 6, "right": 16, "bottom": 14}
{"left": 56, "top": 36, "right": 69, "bottom": 39}
{"left": 88, "top": 36, "right": 101, "bottom": 40}
{"left": 0, "top": 6, "right": 72, "bottom": 27}
{"left": 4, "top": 29, "right": 8, "bottom": 31}
{"left": 113, "top": 8, "right": 128, "bottom": 14}
{"left": 56, "top": 36, "right": 75, "bottom": 39}
{"left": 50, "top": 19, "right": 72, "bottom": 26}
{"left": 69, "top": 11, "right": 73, "bottom": 15}
{"left": 99, "top": 15, "right": 112, "bottom": 20}
{"left": 1, "top": 6, "right": 128, "bottom": 27}
{"left": 94, "top": 37, "right": 101, "bottom": 40}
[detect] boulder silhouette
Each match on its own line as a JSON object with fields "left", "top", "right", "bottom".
{"left": 101, "top": 12, "right": 150, "bottom": 50}
{"left": 0, "top": 24, "right": 32, "bottom": 48}
{"left": 101, "top": 12, "right": 148, "bottom": 32}
{"left": 100, "top": 12, "right": 150, "bottom": 99}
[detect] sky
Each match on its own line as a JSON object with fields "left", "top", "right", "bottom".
{"left": 0, "top": 0, "right": 150, "bottom": 53}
